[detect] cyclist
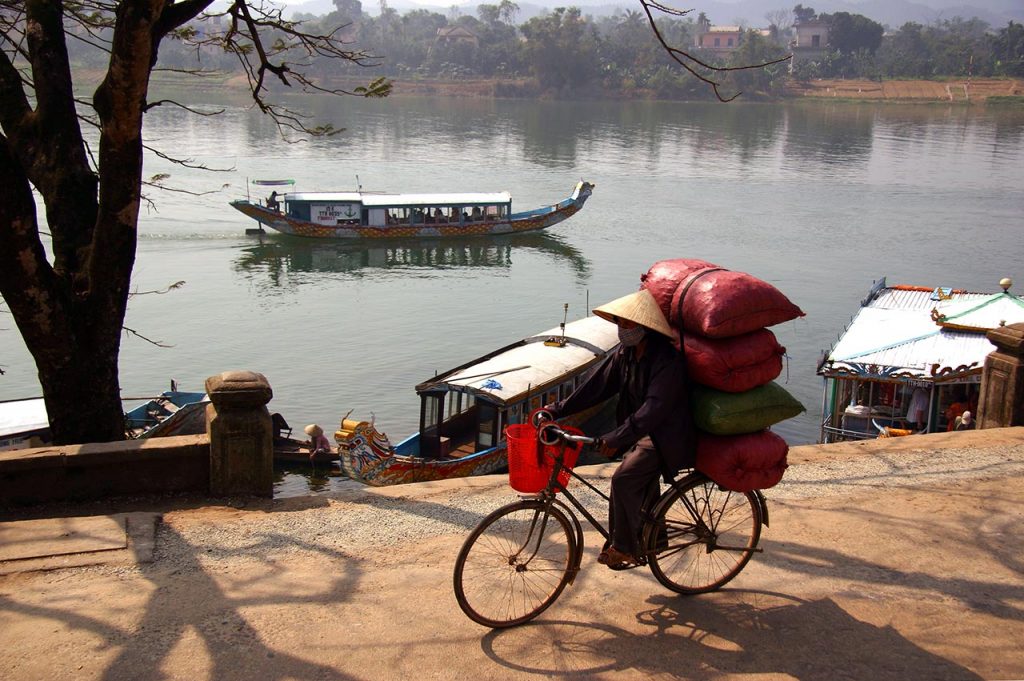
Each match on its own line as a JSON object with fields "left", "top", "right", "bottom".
{"left": 543, "top": 288, "right": 695, "bottom": 570}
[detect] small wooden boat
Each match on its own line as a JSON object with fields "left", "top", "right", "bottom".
{"left": 334, "top": 315, "right": 620, "bottom": 486}
{"left": 123, "top": 390, "right": 209, "bottom": 439}
{"left": 272, "top": 436, "right": 339, "bottom": 464}
{"left": 230, "top": 180, "right": 594, "bottom": 239}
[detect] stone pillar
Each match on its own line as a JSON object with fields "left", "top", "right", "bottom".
{"left": 977, "top": 322, "right": 1024, "bottom": 429}
{"left": 205, "top": 371, "right": 274, "bottom": 497}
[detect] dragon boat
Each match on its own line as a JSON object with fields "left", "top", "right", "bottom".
{"left": 334, "top": 315, "right": 620, "bottom": 486}
{"left": 230, "top": 180, "right": 594, "bottom": 239}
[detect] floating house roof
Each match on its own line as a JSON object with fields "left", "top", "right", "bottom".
{"left": 419, "top": 316, "right": 620, "bottom": 405}
{"left": 819, "top": 278, "right": 1024, "bottom": 382}
{"left": 0, "top": 398, "right": 48, "bottom": 439}
{"left": 931, "top": 289, "right": 1024, "bottom": 332}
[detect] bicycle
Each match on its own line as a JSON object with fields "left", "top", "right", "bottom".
{"left": 452, "top": 416, "right": 770, "bottom": 628}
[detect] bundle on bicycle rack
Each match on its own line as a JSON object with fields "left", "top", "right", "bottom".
{"left": 505, "top": 422, "right": 584, "bottom": 493}
{"left": 640, "top": 258, "right": 806, "bottom": 493}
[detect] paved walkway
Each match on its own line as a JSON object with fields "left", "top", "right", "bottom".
{"left": 1, "top": 428, "right": 1023, "bottom": 680}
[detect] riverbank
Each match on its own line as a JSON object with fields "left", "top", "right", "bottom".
{"left": 143, "top": 69, "right": 1024, "bottom": 104}
{"left": 1, "top": 427, "right": 1022, "bottom": 679}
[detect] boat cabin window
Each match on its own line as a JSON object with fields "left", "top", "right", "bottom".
{"left": 509, "top": 403, "right": 523, "bottom": 425}
{"left": 476, "top": 402, "right": 498, "bottom": 451}
{"left": 386, "top": 208, "right": 410, "bottom": 225}
{"left": 559, "top": 383, "right": 573, "bottom": 400}
{"left": 420, "top": 392, "right": 444, "bottom": 457}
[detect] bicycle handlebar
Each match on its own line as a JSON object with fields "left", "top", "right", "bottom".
{"left": 538, "top": 423, "right": 598, "bottom": 447}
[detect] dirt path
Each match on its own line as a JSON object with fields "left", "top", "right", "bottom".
{"left": 785, "top": 77, "right": 1024, "bottom": 102}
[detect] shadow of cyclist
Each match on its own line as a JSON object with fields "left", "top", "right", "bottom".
{"left": 478, "top": 591, "right": 982, "bottom": 680}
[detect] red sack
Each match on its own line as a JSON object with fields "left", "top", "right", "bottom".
{"left": 695, "top": 430, "right": 789, "bottom": 492}
{"left": 641, "top": 258, "right": 805, "bottom": 339}
{"left": 684, "top": 329, "right": 786, "bottom": 393}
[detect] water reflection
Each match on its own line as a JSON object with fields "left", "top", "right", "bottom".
{"left": 232, "top": 231, "right": 591, "bottom": 286}
{"left": 273, "top": 461, "right": 357, "bottom": 497}
{"left": 783, "top": 104, "right": 875, "bottom": 167}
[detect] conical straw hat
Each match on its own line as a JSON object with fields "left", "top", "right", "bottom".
{"left": 304, "top": 423, "right": 323, "bottom": 437}
{"left": 593, "top": 289, "right": 673, "bottom": 338}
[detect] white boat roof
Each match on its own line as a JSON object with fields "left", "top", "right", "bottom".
{"left": 285, "top": 191, "right": 512, "bottom": 206}
{"left": 423, "top": 316, "right": 620, "bottom": 404}
{"left": 933, "top": 291, "right": 1024, "bottom": 331}
{"left": 820, "top": 279, "right": 1024, "bottom": 381}
{"left": 0, "top": 398, "right": 48, "bottom": 438}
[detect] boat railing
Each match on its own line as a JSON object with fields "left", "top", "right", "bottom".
{"left": 510, "top": 205, "right": 558, "bottom": 219}
{"left": 820, "top": 424, "right": 877, "bottom": 443}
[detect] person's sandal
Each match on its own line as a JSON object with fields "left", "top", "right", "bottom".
{"left": 598, "top": 546, "right": 638, "bottom": 571}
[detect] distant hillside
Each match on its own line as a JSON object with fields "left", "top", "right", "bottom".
{"left": 282, "top": 0, "right": 1022, "bottom": 27}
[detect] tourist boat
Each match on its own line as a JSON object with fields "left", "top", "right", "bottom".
{"left": 230, "top": 179, "right": 594, "bottom": 239}
{"left": 817, "top": 277, "right": 1024, "bottom": 443}
{"left": 0, "top": 388, "right": 208, "bottom": 451}
{"left": 335, "top": 314, "right": 620, "bottom": 486}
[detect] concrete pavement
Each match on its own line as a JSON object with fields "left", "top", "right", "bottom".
{"left": 1, "top": 428, "right": 1023, "bottom": 680}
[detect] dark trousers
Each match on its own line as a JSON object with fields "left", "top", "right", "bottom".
{"left": 608, "top": 438, "right": 661, "bottom": 557}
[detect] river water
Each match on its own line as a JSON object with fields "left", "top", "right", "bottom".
{"left": 2, "top": 91, "right": 1022, "bottom": 495}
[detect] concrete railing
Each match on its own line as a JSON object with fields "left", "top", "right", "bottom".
{"left": 0, "top": 371, "right": 275, "bottom": 508}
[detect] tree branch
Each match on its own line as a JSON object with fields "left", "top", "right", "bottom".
{"left": 640, "top": 0, "right": 792, "bottom": 101}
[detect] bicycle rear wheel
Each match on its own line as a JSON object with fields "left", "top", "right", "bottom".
{"left": 647, "top": 476, "right": 761, "bottom": 594}
{"left": 453, "top": 500, "right": 576, "bottom": 628}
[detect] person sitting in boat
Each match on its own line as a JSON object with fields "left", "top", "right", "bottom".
{"left": 541, "top": 288, "right": 694, "bottom": 570}
{"left": 266, "top": 191, "right": 280, "bottom": 212}
{"left": 433, "top": 207, "right": 445, "bottom": 223}
{"left": 471, "top": 206, "right": 482, "bottom": 221}
{"left": 304, "top": 423, "right": 333, "bottom": 460}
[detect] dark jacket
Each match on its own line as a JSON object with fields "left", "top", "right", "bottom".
{"left": 549, "top": 333, "right": 695, "bottom": 478}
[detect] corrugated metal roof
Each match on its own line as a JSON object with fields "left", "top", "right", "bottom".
{"left": 820, "top": 282, "right": 1023, "bottom": 380}
{"left": 426, "top": 316, "right": 620, "bottom": 404}
{"left": 934, "top": 292, "right": 1024, "bottom": 331}
{"left": 0, "top": 398, "right": 48, "bottom": 438}
{"left": 285, "top": 191, "right": 511, "bottom": 206}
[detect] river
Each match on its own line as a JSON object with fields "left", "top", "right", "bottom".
{"left": 2, "top": 91, "right": 1022, "bottom": 495}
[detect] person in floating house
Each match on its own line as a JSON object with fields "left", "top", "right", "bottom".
{"left": 906, "top": 386, "right": 929, "bottom": 431}
{"left": 266, "top": 191, "right": 280, "bottom": 211}
{"left": 541, "top": 288, "right": 694, "bottom": 570}
{"left": 955, "top": 410, "right": 975, "bottom": 431}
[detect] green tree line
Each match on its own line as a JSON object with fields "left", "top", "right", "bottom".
{"left": 98, "top": 3, "right": 1024, "bottom": 98}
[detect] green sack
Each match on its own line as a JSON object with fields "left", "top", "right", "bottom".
{"left": 692, "top": 381, "right": 805, "bottom": 435}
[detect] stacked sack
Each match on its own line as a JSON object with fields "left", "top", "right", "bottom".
{"left": 641, "top": 258, "right": 806, "bottom": 492}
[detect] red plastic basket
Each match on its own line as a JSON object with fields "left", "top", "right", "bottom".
{"left": 505, "top": 423, "right": 584, "bottom": 493}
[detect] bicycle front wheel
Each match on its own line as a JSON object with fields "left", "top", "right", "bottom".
{"left": 647, "top": 476, "right": 762, "bottom": 594}
{"left": 453, "top": 500, "right": 576, "bottom": 628}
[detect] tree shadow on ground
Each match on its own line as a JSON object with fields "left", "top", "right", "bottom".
{"left": 0, "top": 524, "right": 359, "bottom": 680}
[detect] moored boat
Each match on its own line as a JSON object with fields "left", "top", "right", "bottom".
{"left": 230, "top": 180, "right": 594, "bottom": 239}
{"left": 335, "top": 315, "right": 620, "bottom": 486}
{"left": 124, "top": 390, "right": 209, "bottom": 439}
{"left": 817, "top": 277, "right": 1024, "bottom": 442}
{"left": 0, "top": 389, "right": 209, "bottom": 451}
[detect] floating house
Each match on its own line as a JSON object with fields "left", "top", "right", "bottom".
{"left": 817, "top": 277, "right": 1024, "bottom": 442}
